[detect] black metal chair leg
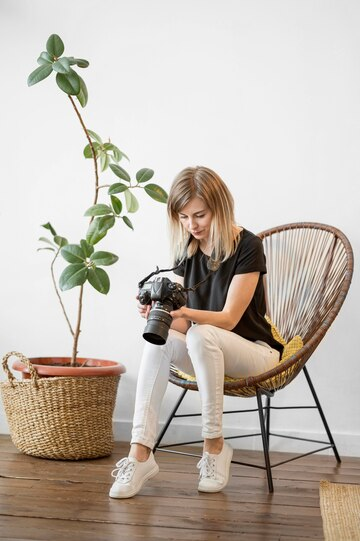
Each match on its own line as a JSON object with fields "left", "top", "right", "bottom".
{"left": 265, "top": 395, "right": 271, "bottom": 447}
{"left": 154, "top": 388, "right": 188, "bottom": 452}
{"left": 256, "top": 388, "right": 274, "bottom": 492}
{"left": 303, "top": 366, "right": 341, "bottom": 463}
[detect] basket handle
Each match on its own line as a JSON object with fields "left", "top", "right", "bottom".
{"left": 2, "top": 351, "right": 39, "bottom": 388}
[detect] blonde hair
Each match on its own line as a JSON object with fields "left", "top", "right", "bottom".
{"left": 167, "top": 166, "right": 240, "bottom": 265}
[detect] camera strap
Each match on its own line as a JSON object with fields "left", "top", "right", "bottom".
{"left": 138, "top": 258, "right": 220, "bottom": 293}
{"left": 138, "top": 262, "right": 183, "bottom": 289}
{"left": 184, "top": 251, "right": 221, "bottom": 292}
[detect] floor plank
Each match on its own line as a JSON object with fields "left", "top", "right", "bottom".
{"left": 1, "top": 435, "right": 359, "bottom": 540}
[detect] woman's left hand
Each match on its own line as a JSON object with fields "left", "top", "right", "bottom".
{"left": 170, "top": 306, "right": 188, "bottom": 320}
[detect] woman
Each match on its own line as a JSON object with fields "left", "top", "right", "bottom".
{"left": 109, "top": 166, "right": 283, "bottom": 499}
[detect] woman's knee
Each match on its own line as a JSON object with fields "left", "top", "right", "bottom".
{"left": 186, "top": 324, "right": 218, "bottom": 351}
{"left": 141, "top": 331, "right": 181, "bottom": 366}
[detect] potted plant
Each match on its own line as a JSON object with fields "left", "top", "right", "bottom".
{"left": 1, "top": 34, "right": 167, "bottom": 460}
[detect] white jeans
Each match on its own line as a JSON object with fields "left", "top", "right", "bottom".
{"left": 131, "top": 324, "right": 280, "bottom": 449}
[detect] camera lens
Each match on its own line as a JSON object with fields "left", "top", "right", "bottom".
{"left": 143, "top": 305, "right": 173, "bottom": 345}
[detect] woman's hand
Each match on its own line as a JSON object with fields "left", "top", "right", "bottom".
{"left": 170, "top": 306, "right": 188, "bottom": 320}
{"left": 136, "top": 295, "right": 151, "bottom": 319}
{"left": 170, "top": 306, "right": 191, "bottom": 334}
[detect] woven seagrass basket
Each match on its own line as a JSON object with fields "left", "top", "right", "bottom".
{"left": 0, "top": 352, "right": 121, "bottom": 460}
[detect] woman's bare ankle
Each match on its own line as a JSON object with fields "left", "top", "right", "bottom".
{"left": 129, "top": 443, "right": 151, "bottom": 462}
{"left": 203, "top": 437, "right": 224, "bottom": 455}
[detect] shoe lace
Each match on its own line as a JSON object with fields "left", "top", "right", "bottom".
{"left": 197, "top": 452, "right": 216, "bottom": 480}
{"left": 111, "top": 458, "right": 136, "bottom": 483}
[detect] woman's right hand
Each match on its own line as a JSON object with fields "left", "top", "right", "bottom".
{"left": 136, "top": 295, "right": 151, "bottom": 319}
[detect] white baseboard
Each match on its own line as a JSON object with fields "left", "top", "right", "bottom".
{"left": 114, "top": 419, "right": 360, "bottom": 458}
{"left": 0, "top": 417, "right": 9, "bottom": 435}
{"left": 1, "top": 415, "right": 358, "bottom": 457}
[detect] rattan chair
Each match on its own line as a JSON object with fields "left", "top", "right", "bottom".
{"left": 154, "top": 222, "right": 354, "bottom": 492}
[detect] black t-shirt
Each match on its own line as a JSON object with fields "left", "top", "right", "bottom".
{"left": 174, "top": 228, "right": 283, "bottom": 354}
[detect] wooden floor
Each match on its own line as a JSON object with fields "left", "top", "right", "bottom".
{"left": 1, "top": 435, "right": 360, "bottom": 541}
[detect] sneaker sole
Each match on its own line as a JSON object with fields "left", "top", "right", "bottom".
{"left": 198, "top": 446, "right": 233, "bottom": 493}
{"left": 109, "top": 463, "right": 160, "bottom": 499}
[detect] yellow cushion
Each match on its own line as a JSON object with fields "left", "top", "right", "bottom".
{"left": 174, "top": 318, "right": 303, "bottom": 383}
{"left": 281, "top": 335, "right": 303, "bottom": 362}
{"left": 265, "top": 315, "right": 286, "bottom": 346}
{"left": 264, "top": 315, "right": 303, "bottom": 363}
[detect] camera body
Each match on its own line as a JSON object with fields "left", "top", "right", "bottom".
{"left": 139, "top": 277, "right": 187, "bottom": 345}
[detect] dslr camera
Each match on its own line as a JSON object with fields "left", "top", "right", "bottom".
{"left": 138, "top": 276, "right": 187, "bottom": 345}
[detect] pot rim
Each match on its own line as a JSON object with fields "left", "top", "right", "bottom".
{"left": 12, "top": 356, "right": 126, "bottom": 377}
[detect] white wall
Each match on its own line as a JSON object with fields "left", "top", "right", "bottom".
{"left": 0, "top": 0, "right": 359, "bottom": 456}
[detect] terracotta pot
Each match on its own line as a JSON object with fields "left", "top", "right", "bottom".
{"left": 12, "top": 356, "right": 126, "bottom": 379}
{"left": 2, "top": 352, "right": 126, "bottom": 460}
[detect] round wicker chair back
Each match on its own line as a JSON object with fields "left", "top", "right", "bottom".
{"left": 169, "top": 222, "right": 353, "bottom": 397}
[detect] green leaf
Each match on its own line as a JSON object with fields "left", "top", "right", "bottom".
{"left": 111, "top": 147, "right": 123, "bottom": 163}
{"left": 75, "top": 58, "right": 89, "bottom": 68}
{"left": 104, "top": 143, "right": 125, "bottom": 163}
{"left": 122, "top": 216, "right": 134, "bottom": 230}
{"left": 84, "top": 203, "right": 113, "bottom": 217}
{"left": 110, "top": 195, "right": 122, "bottom": 215}
{"left": 114, "top": 147, "right": 129, "bottom": 162}
{"left": 37, "top": 247, "right": 56, "bottom": 252}
{"left": 61, "top": 244, "right": 86, "bottom": 264}
{"left": 67, "top": 57, "right": 89, "bottom": 68}
{"left": 27, "top": 64, "right": 53, "bottom": 87}
{"left": 37, "top": 51, "right": 53, "bottom": 65}
{"left": 83, "top": 144, "right": 92, "bottom": 158}
{"left": 56, "top": 69, "right": 81, "bottom": 95}
{"left": 83, "top": 141, "right": 100, "bottom": 159}
{"left": 103, "top": 143, "right": 116, "bottom": 151}
{"left": 46, "top": 34, "right": 64, "bottom": 58}
{"left": 103, "top": 143, "right": 129, "bottom": 162}
{"left": 144, "top": 183, "right": 168, "bottom": 203}
{"left": 90, "top": 251, "right": 119, "bottom": 266}
{"left": 87, "top": 130, "right": 103, "bottom": 144}
{"left": 41, "top": 222, "right": 57, "bottom": 236}
{"left": 109, "top": 163, "right": 131, "bottom": 182}
{"left": 80, "top": 239, "right": 94, "bottom": 257}
{"left": 100, "top": 152, "right": 110, "bottom": 171}
{"left": 87, "top": 267, "right": 110, "bottom": 294}
{"left": 86, "top": 219, "right": 106, "bottom": 245}
{"left": 136, "top": 168, "right": 154, "bottom": 183}
{"left": 54, "top": 235, "right": 68, "bottom": 247}
{"left": 86, "top": 215, "right": 115, "bottom": 245}
{"left": 39, "top": 236, "right": 56, "bottom": 247}
{"left": 52, "top": 57, "right": 71, "bottom": 74}
{"left": 125, "top": 190, "right": 139, "bottom": 213}
{"left": 108, "top": 182, "right": 128, "bottom": 195}
{"left": 59, "top": 263, "right": 88, "bottom": 291}
{"left": 98, "top": 215, "right": 115, "bottom": 232}
{"left": 76, "top": 75, "right": 88, "bottom": 108}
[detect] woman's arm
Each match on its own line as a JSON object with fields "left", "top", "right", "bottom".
{"left": 170, "top": 274, "right": 191, "bottom": 334}
{"left": 170, "top": 272, "right": 260, "bottom": 331}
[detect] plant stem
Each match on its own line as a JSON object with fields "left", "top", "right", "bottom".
{"left": 51, "top": 249, "right": 74, "bottom": 337}
{"left": 68, "top": 95, "right": 99, "bottom": 206}
{"left": 67, "top": 95, "right": 99, "bottom": 365}
{"left": 71, "top": 284, "right": 84, "bottom": 365}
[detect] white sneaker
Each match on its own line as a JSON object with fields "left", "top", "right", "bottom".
{"left": 109, "top": 452, "right": 159, "bottom": 499}
{"left": 197, "top": 441, "right": 233, "bottom": 493}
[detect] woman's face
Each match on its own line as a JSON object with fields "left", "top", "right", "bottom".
{"left": 178, "top": 196, "right": 213, "bottom": 246}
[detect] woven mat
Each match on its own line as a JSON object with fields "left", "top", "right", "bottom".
{"left": 320, "top": 480, "right": 360, "bottom": 540}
